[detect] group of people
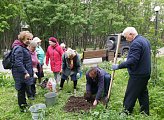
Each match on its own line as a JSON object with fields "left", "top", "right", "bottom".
{"left": 11, "top": 26, "right": 151, "bottom": 116}
{"left": 11, "top": 31, "right": 82, "bottom": 112}
{"left": 11, "top": 31, "right": 46, "bottom": 112}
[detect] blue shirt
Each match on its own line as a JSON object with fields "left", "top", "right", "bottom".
{"left": 36, "top": 46, "right": 45, "bottom": 65}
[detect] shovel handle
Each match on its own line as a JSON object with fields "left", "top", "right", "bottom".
{"left": 105, "top": 34, "right": 122, "bottom": 108}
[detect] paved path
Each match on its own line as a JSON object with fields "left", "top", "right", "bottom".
{"left": 0, "top": 60, "right": 11, "bottom": 73}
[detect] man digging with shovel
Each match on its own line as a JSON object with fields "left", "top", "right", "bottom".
{"left": 112, "top": 27, "right": 151, "bottom": 115}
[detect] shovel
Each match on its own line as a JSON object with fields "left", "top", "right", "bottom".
{"left": 105, "top": 33, "right": 122, "bottom": 108}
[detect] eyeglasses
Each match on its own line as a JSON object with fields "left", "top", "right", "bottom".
{"left": 27, "top": 38, "right": 32, "bottom": 40}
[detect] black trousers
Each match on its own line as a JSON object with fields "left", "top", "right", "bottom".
{"left": 31, "top": 78, "right": 36, "bottom": 96}
{"left": 60, "top": 78, "right": 77, "bottom": 89}
{"left": 26, "top": 78, "right": 36, "bottom": 98}
{"left": 123, "top": 75, "right": 150, "bottom": 115}
{"left": 17, "top": 83, "right": 27, "bottom": 108}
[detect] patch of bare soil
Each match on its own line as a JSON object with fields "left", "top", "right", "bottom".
{"left": 64, "top": 96, "right": 93, "bottom": 112}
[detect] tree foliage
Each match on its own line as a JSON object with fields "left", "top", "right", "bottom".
{"left": 0, "top": 0, "right": 164, "bottom": 50}
{"left": 0, "top": 1, "right": 19, "bottom": 32}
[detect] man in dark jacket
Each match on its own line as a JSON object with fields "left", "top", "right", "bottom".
{"left": 112, "top": 27, "right": 151, "bottom": 115}
{"left": 85, "top": 67, "right": 111, "bottom": 106}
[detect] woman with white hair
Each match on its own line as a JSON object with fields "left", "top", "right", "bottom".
{"left": 28, "top": 40, "right": 40, "bottom": 99}
{"left": 60, "top": 48, "right": 81, "bottom": 94}
{"left": 32, "top": 37, "right": 45, "bottom": 83}
{"left": 60, "top": 43, "right": 66, "bottom": 52}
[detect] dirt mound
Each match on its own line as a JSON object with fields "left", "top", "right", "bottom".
{"left": 64, "top": 96, "right": 93, "bottom": 112}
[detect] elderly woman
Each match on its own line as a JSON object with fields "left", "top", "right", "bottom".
{"left": 60, "top": 43, "right": 67, "bottom": 52}
{"left": 46, "top": 37, "right": 64, "bottom": 84}
{"left": 60, "top": 48, "right": 81, "bottom": 94}
{"left": 32, "top": 37, "right": 45, "bottom": 83}
{"left": 28, "top": 40, "right": 39, "bottom": 98}
{"left": 11, "top": 31, "right": 34, "bottom": 112}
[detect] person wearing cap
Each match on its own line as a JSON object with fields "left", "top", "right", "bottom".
{"left": 60, "top": 43, "right": 67, "bottom": 52}
{"left": 32, "top": 37, "right": 45, "bottom": 83}
{"left": 60, "top": 48, "right": 81, "bottom": 94}
{"left": 111, "top": 27, "right": 151, "bottom": 115}
{"left": 84, "top": 67, "right": 111, "bottom": 106}
{"left": 46, "top": 37, "right": 64, "bottom": 84}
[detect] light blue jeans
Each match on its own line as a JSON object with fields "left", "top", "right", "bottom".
{"left": 53, "top": 72, "right": 61, "bottom": 84}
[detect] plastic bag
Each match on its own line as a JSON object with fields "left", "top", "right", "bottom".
{"left": 46, "top": 78, "right": 56, "bottom": 92}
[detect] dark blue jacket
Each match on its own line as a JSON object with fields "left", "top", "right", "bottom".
{"left": 118, "top": 35, "right": 151, "bottom": 76}
{"left": 11, "top": 40, "right": 34, "bottom": 90}
{"left": 86, "top": 67, "right": 109, "bottom": 100}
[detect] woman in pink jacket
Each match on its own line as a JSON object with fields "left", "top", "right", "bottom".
{"left": 28, "top": 40, "right": 39, "bottom": 99}
{"left": 46, "top": 37, "right": 63, "bottom": 84}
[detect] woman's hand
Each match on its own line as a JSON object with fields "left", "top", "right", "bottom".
{"left": 24, "top": 73, "right": 30, "bottom": 79}
{"left": 60, "top": 69, "right": 63, "bottom": 74}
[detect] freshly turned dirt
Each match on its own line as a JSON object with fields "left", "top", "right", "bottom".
{"left": 64, "top": 96, "right": 93, "bottom": 112}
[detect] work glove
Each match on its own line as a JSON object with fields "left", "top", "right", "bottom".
{"left": 111, "top": 64, "right": 119, "bottom": 70}
{"left": 76, "top": 72, "right": 81, "bottom": 79}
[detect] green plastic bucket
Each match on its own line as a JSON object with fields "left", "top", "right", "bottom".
{"left": 44, "top": 92, "right": 56, "bottom": 106}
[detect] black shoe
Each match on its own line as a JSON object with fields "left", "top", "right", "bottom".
{"left": 20, "top": 104, "right": 28, "bottom": 113}
{"left": 20, "top": 107, "right": 28, "bottom": 113}
{"left": 20, "top": 108, "right": 25, "bottom": 112}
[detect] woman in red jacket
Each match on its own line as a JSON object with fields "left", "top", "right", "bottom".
{"left": 46, "top": 37, "right": 64, "bottom": 84}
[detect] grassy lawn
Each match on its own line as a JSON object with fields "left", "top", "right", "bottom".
{"left": 0, "top": 58, "right": 164, "bottom": 120}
